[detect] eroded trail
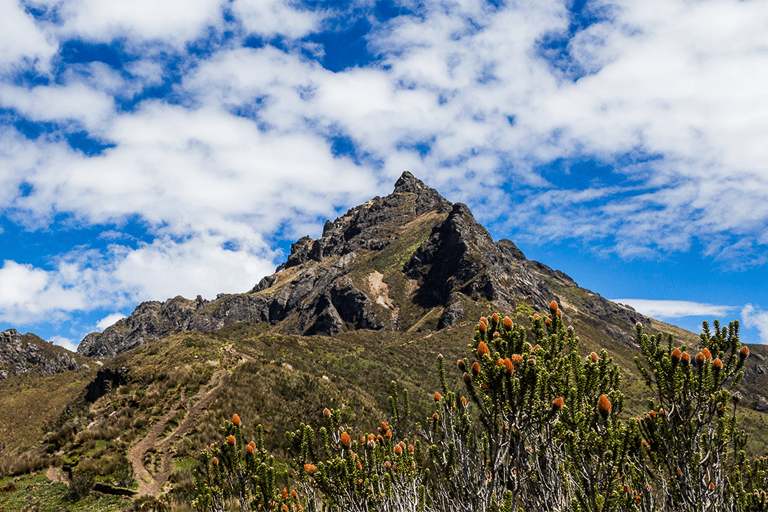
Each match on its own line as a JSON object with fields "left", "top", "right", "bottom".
{"left": 128, "top": 369, "right": 230, "bottom": 497}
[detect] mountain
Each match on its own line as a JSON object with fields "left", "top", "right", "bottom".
{"left": 0, "top": 328, "right": 89, "bottom": 381}
{"left": 78, "top": 172, "right": 648, "bottom": 359}
{"left": 3, "top": 172, "right": 768, "bottom": 510}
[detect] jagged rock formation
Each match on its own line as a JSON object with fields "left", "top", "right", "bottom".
{"left": 0, "top": 329, "right": 87, "bottom": 381}
{"left": 78, "top": 172, "right": 649, "bottom": 359}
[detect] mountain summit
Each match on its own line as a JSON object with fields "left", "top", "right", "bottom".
{"left": 78, "top": 172, "right": 646, "bottom": 358}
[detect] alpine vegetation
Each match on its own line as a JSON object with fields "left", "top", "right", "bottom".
{"left": 192, "top": 304, "right": 768, "bottom": 512}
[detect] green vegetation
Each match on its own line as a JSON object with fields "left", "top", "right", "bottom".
{"left": 192, "top": 308, "right": 768, "bottom": 511}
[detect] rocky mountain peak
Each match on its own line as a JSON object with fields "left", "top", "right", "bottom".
{"left": 77, "top": 172, "right": 649, "bottom": 358}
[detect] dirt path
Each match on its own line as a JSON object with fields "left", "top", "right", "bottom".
{"left": 128, "top": 369, "right": 230, "bottom": 497}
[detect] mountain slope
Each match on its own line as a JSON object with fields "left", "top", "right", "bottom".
{"left": 78, "top": 172, "right": 649, "bottom": 359}
{"left": 0, "top": 328, "right": 90, "bottom": 381}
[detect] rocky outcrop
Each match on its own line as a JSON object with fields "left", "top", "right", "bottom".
{"left": 0, "top": 329, "right": 86, "bottom": 381}
{"left": 85, "top": 365, "right": 128, "bottom": 402}
{"left": 78, "top": 296, "right": 205, "bottom": 358}
{"left": 77, "top": 171, "right": 650, "bottom": 358}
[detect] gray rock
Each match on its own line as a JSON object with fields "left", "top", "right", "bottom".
{"left": 77, "top": 171, "right": 650, "bottom": 359}
{"left": 0, "top": 329, "right": 86, "bottom": 381}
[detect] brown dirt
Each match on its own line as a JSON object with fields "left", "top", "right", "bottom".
{"left": 128, "top": 369, "right": 230, "bottom": 497}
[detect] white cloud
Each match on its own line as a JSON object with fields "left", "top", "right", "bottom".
{"left": 0, "top": 260, "right": 88, "bottom": 324}
{"left": 742, "top": 304, "right": 768, "bottom": 345}
{"left": 0, "top": 1, "right": 57, "bottom": 72}
{"left": 49, "top": 335, "right": 78, "bottom": 352}
{"left": 2, "top": 0, "right": 768, "bottom": 331}
{"left": 231, "top": 0, "right": 323, "bottom": 39}
{"left": 612, "top": 299, "right": 737, "bottom": 319}
{"left": 96, "top": 312, "right": 126, "bottom": 331}
{"left": 0, "top": 82, "right": 114, "bottom": 130}
{"left": 35, "top": 0, "right": 226, "bottom": 47}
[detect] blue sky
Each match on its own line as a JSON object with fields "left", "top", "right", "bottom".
{"left": 1, "top": 0, "right": 767, "bottom": 351}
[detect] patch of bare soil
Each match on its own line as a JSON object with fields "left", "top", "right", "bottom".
{"left": 128, "top": 369, "right": 230, "bottom": 497}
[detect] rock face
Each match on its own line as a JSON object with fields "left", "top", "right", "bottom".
{"left": 78, "top": 171, "right": 650, "bottom": 358}
{"left": 0, "top": 329, "right": 86, "bottom": 381}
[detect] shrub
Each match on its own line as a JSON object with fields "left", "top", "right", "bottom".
{"left": 67, "top": 469, "right": 95, "bottom": 502}
{"left": 191, "top": 308, "right": 768, "bottom": 512}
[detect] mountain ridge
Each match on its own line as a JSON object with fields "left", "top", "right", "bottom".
{"left": 77, "top": 172, "right": 649, "bottom": 359}
{"left": 0, "top": 328, "right": 89, "bottom": 381}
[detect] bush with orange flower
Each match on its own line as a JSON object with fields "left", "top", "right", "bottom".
{"left": 191, "top": 309, "right": 768, "bottom": 512}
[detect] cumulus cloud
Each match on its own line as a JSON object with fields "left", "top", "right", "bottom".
{"left": 49, "top": 335, "right": 78, "bottom": 352}
{"left": 742, "top": 304, "right": 768, "bottom": 345}
{"left": 1, "top": 0, "right": 768, "bottom": 334}
{"left": 0, "top": 1, "right": 57, "bottom": 72}
{"left": 0, "top": 260, "right": 88, "bottom": 324}
{"left": 613, "top": 299, "right": 737, "bottom": 320}
{"left": 33, "top": 0, "right": 226, "bottom": 47}
{"left": 96, "top": 313, "right": 126, "bottom": 331}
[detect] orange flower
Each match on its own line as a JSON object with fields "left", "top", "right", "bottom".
{"left": 545, "top": 318, "right": 551, "bottom": 325}
{"left": 323, "top": 408, "right": 331, "bottom": 418}
{"left": 210, "top": 443, "right": 215, "bottom": 451}
{"left": 493, "top": 331, "right": 500, "bottom": 339}
{"left": 282, "top": 488, "right": 289, "bottom": 500}
{"left": 696, "top": 352, "right": 706, "bottom": 366}
{"left": 532, "top": 344, "right": 542, "bottom": 352}
{"left": 408, "top": 444, "right": 414, "bottom": 452}
{"left": 434, "top": 391, "right": 441, "bottom": 402}
{"left": 227, "top": 435, "right": 236, "bottom": 445}
{"left": 503, "top": 317, "right": 513, "bottom": 330}
{"left": 432, "top": 412, "right": 439, "bottom": 421}
{"left": 533, "top": 313, "right": 540, "bottom": 320}
{"left": 477, "top": 342, "right": 489, "bottom": 357}
{"left": 304, "top": 464, "right": 317, "bottom": 475}
{"left": 212, "top": 457, "right": 218, "bottom": 465}
{"left": 556, "top": 309, "right": 562, "bottom": 317}
{"left": 357, "top": 461, "right": 362, "bottom": 470}
{"left": 671, "top": 348, "right": 681, "bottom": 366}
{"left": 394, "top": 444, "right": 403, "bottom": 456}
{"left": 232, "top": 413, "right": 242, "bottom": 427}
{"left": 589, "top": 352, "right": 599, "bottom": 363}
{"left": 491, "top": 313, "right": 500, "bottom": 324}
{"left": 714, "top": 358, "right": 723, "bottom": 370}
{"left": 463, "top": 372, "right": 472, "bottom": 384}
{"left": 246, "top": 444, "right": 254, "bottom": 454}
{"left": 740, "top": 346, "right": 750, "bottom": 360}
{"left": 702, "top": 348, "right": 712, "bottom": 360}
{"left": 549, "top": 300, "right": 558, "bottom": 314}
{"left": 598, "top": 395, "right": 611, "bottom": 419}
{"left": 681, "top": 351, "right": 691, "bottom": 366}
{"left": 460, "top": 396, "right": 467, "bottom": 406}
{"left": 478, "top": 320, "right": 487, "bottom": 334}
{"left": 340, "top": 432, "right": 351, "bottom": 449}
{"left": 709, "top": 482, "right": 715, "bottom": 491}
{"left": 511, "top": 354, "right": 523, "bottom": 368}
{"left": 385, "top": 430, "right": 392, "bottom": 438}
{"left": 457, "top": 359, "right": 466, "bottom": 372}
{"left": 552, "top": 397, "right": 564, "bottom": 412}
{"left": 472, "top": 362, "right": 481, "bottom": 375}
{"left": 496, "top": 358, "right": 505, "bottom": 367}
{"left": 503, "top": 358, "right": 514, "bottom": 373}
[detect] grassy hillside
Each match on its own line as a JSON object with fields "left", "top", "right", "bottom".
{"left": 1, "top": 302, "right": 766, "bottom": 510}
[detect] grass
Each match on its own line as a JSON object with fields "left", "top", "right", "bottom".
{"left": 0, "top": 473, "right": 132, "bottom": 511}
{"left": 2, "top": 296, "right": 768, "bottom": 511}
